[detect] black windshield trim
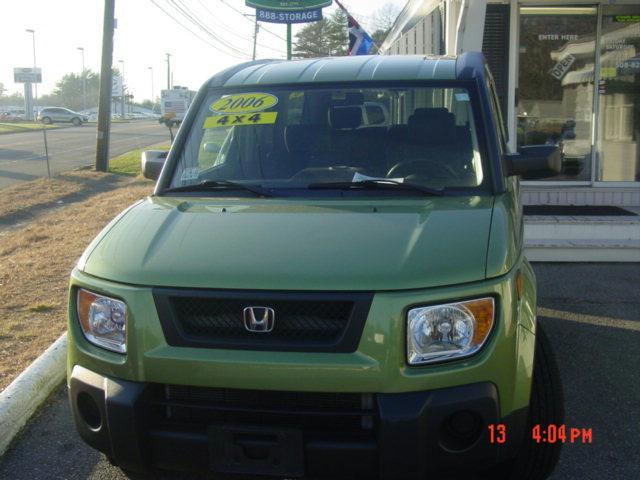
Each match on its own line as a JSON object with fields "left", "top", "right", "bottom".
{"left": 308, "top": 180, "right": 446, "bottom": 196}
{"left": 162, "top": 180, "right": 274, "bottom": 197}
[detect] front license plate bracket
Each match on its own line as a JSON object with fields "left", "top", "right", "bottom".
{"left": 209, "top": 424, "right": 304, "bottom": 477}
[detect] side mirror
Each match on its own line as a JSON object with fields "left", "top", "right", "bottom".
{"left": 141, "top": 150, "right": 168, "bottom": 180}
{"left": 505, "top": 145, "right": 562, "bottom": 179}
{"left": 203, "top": 142, "right": 221, "bottom": 154}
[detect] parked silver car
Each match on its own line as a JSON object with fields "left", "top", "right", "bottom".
{"left": 38, "top": 107, "right": 89, "bottom": 126}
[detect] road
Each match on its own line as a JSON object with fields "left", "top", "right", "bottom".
{"left": 0, "top": 122, "right": 170, "bottom": 189}
{"left": 0, "top": 263, "right": 638, "bottom": 479}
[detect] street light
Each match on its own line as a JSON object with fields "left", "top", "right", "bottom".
{"left": 118, "top": 59, "right": 125, "bottom": 118}
{"left": 25, "top": 28, "right": 37, "bottom": 119}
{"left": 77, "top": 47, "right": 86, "bottom": 111}
{"left": 165, "top": 53, "right": 171, "bottom": 90}
{"left": 148, "top": 66, "right": 155, "bottom": 113}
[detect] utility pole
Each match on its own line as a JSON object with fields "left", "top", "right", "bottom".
{"left": 252, "top": 19, "right": 260, "bottom": 60}
{"left": 287, "top": 24, "right": 292, "bottom": 60}
{"left": 77, "top": 47, "right": 86, "bottom": 111}
{"left": 165, "top": 53, "right": 171, "bottom": 89}
{"left": 243, "top": 14, "right": 259, "bottom": 61}
{"left": 95, "top": 0, "right": 115, "bottom": 172}
{"left": 148, "top": 66, "right": 155, "bottom": 113}
{"left": 25, "top": 29, "right": 37, "bottom": 120}
{"left": 118, "top": 59, "right": 125, "bottom": 118}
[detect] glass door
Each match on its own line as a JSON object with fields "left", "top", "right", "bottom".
{"left": 517, "top": 6, "right": 598, "bottom": 181}
{"left": 596, "top": 8, "right": 640, "bottom": 182}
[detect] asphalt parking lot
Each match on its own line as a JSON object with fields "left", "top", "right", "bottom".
{"left": 0, "top": 121, "right": 169, "bottom": 189}
{"left": 0, "top": 263, "right": 638, "bottom": 479}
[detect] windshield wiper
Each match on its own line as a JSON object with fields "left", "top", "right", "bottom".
{"left": 163, "top": 180, "right": 274, "bottom": 197}
{"left": 307, "top": 179, "right": 444, "bottom": 196}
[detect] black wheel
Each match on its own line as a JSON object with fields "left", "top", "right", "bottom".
{"left": 42, "top": 116, "right": 52, "bottom": 124}
{"left": 483, "top": 321, "right": 564, "bottom": 480}
{"left": 72, "top": 117, "right": 82, "bottom": 126}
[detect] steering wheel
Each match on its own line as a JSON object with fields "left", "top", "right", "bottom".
{"left": 387, "top": 159, "right": 457, "bottom": 179}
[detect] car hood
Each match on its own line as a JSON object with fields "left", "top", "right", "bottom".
{"left": 81, "top": 196, "right": 494, "bottom": 291}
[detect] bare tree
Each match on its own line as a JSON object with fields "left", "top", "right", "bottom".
{"left": 372, "top": 2, "right": 402, "bottom": 34}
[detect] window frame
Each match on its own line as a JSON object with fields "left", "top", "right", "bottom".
{"left": 157, "top": 80, "right": 497, "bottom": 198}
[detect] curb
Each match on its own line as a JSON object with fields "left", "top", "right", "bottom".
{"left": 0, "top": 333, "right": 67, "bottom": 457}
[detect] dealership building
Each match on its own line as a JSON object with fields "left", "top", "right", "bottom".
{"left": 381, "top": 0, "right": 640, "bottom": 261}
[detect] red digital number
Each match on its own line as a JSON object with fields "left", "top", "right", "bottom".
{"left": 488, "top": 424, "right": 507, "bottom": 444}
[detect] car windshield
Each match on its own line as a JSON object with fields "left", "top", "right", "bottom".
{"left": 167, "top": 84, "right": 487, "bottom": 196}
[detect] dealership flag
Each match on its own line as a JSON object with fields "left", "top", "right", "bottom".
{"left": 335, "top": 0, "right": 374, "bottom": 55}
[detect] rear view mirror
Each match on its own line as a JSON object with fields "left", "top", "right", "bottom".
{"left": 506, "top": 145, "right": 562, "bottom": 179}
{"left": 141, "top": 150, "right": 168, "bottom": 180}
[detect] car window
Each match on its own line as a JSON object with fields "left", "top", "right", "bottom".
{"left": 169, "top": 84, "right": 487, "bottom": 195}
{"left": 365, "top": 104, "right": 386, "bottom": 126}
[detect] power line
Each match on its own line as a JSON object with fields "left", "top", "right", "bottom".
{"left": 192, "top": 0, "right": 284, "bottom": 54}
{"left": 216, "top": 0, "right": 296, "bottom": 46}
{"left": 150, "top": 0, "right": 249, "bottom": 59}
{"left": 168, "top": 0, "right": 250, "bottom": 57}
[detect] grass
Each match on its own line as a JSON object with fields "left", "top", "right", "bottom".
{"left": 109, "top": 142, "right": 170, "bottom": 176}
{"left": 0, "top": 122, "right": 61, "bottom": 134}
{"left": 0, "top": 170, "right": 131, "bottom": 224}
{"left": 0, "top": 172, "right": 153, "bottom": 391}
{"left": 27, "top": 303, "right": 56, "bottom": 313}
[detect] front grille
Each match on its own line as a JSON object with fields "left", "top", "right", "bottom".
{"left": 175, "top": 297, "right": 351, "bottom": 341}
{"left": 149, "top": 385, "right": 377, "bottom": 435}
{"left": 153, "top": 289, "right": 373, "bottom": 352}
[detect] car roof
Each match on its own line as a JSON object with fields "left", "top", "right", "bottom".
{"left": 207, "top": 52, "right": 487, "bottom": 89}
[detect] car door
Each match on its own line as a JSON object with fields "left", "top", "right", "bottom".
{"left": 49, "top": 109, "right": 63, "bottom": 122}
{"left": 60, "top": 109, "right": 73, "bottom": 122}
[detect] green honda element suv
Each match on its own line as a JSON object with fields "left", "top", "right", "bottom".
{"left": 67, "top": 53, "right": 564, "bottom": 480}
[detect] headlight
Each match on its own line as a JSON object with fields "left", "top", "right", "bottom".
{"left": 77, "top": 289, "right": 127, "bottom": 353}
{"left": 407, "top": 298, "right": 494, "bottom": 365}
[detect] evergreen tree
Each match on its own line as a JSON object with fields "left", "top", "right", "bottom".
{"left": 293, "top": 9, "right": 348, "bottom": 58}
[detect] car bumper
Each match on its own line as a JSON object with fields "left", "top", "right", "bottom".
{"left": 69, "top": 365, "right": 528, "bottom": 479}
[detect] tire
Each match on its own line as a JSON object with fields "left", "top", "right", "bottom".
{"left": 482, "top": 321, "right": 564, "bottom": 480}
{"left": 41, "top": 116, "right": 52, "bottom": 124}
{"left": 72, "top": 117, "right": 82, "bottom": 126}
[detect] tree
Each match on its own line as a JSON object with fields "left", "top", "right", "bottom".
{"left": 52, "top": 70, "right": 101, "bottom": 111}
{"left": 293, "top": 9, "right": 348, "bottom": 58}
{"left": 137, "top": 99, "right": 155, "bottom": 110}
{"left": 370, "top": 3, "right": 401, "bottom": 53}
{"left": 0, "top": 82, "right": 6, "bottom": 98}
{"left": 0, "top": 92, "right": 24, "bottom": 107}
{"left": 372, "top": 2, "right": 401, "bottom": 34}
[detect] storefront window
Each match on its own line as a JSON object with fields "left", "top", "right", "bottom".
{"left": 597, "top": 9, "right": 640, "bottom": 182}
{"left": 518, "top": 7, "right": 597, "bottom": 181}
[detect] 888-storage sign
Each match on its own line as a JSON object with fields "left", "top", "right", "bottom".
{"left": 246, "top": 0, "right": 332, "bottom": 24}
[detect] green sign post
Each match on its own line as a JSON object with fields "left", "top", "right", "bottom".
{"left": 245, "top": 1, "right": 333, "bottom": 60}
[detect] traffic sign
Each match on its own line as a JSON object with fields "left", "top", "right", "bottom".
{"left": 112, "top": 75, "right": 123, "bottom": 97}
{"left": 13, "top": 67, "right": 42, "bottom": 84}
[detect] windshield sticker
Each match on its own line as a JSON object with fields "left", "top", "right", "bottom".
{"left": 180, "top": 168, "right": 199, "bottom": 182}
{"left": 210, "top": 93, "right": 279, "bottom": 114}
{"left": 455, "top": 92, "right": 470, "bottom": 102}
{"left": 352, "top": 172, "right": 405, "bottom": 183}
{"left": 203, "top": 112, "right": 278, "bottom": 129}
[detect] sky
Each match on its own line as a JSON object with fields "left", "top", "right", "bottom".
{"left": 0, "top": 0, "right": 401, "bottom": 103}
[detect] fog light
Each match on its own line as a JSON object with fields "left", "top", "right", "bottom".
{"left": 77, "top": 392, "right": 102, "bottom": 430}
{"left": 440, "top": 410, "right": 483, "bottom": 452}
